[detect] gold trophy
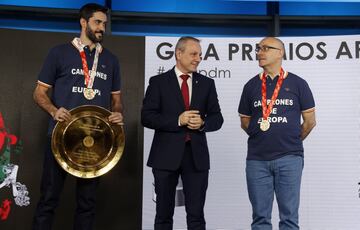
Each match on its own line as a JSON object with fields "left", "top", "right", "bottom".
{"left": 51, "top": 105, "right": 125, "bottom": 178}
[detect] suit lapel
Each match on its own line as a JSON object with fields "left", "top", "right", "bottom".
{"left": 168, "top": 69, "right": 185, "bottom": 109}
{"left": 190, "top": 73, "right": 200, "bottom": 109}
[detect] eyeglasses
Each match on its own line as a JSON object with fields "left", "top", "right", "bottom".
{"left": 255, "top": 45, "right": 281, "bottom": 53}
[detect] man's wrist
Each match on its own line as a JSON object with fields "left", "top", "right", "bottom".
{"left": 50, "top": 108, "right": 57, "bottom": 119}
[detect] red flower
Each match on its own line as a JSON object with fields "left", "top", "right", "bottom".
{"left": 8, "top": 135, "right": 17, "bottom": 145}
{"left": 0, "top": 199, "right": 12, "bottom": 221}
{"left": 0, "top": 132, "right": 5, "bottom": 150}
{"left": 0, "top": 113, "right": 18, "bottom": 150}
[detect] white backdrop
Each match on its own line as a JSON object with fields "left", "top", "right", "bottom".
{"left": 143, "top": 35, "right": 360, "bottom": 230}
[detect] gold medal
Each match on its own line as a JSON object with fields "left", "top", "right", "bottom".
{"left": 71, "top": 38, "right": 101, "bottom": 101}
{"left": 260, "top": 68, "right": 285, "bottom": 132}
{"left": 83, "top": 88, "right": 95, "bottom": 100}
{"left": 260, "top": 119, "right": 270, "bottom": 131}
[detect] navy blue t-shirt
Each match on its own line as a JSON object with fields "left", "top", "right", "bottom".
{"left": 238, "top": 71, "right": 315, "bottom": 160}
{"left": 37, "top": 42, "right": 121, "bottom": 134}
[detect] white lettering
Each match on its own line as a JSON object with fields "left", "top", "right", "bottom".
{"left": 94, "top": 89, "right": 101, "bottom": 96}
{"left": 257, "top": 116, "right": 288, "bottom": 124}
{"left": 272, "top": 108, "right": 277, "bottom": 114}
{"left": 72, "top": 87, "right": 101, "bottom": 96}
{"left": 253, "top": 99, "right": 294, "bottom": 108}
{"left": 71, "top": 69, "right": 107, "bottom": 80}
{"left": 72, "top": 86, "right": 84, "bottom": 93}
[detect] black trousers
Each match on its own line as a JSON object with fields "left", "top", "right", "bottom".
{"left": 153, "top": 142, "right": 209, "bottom": 230}
{"left": 32, "top": 138, "right": 99, "bottom": 230}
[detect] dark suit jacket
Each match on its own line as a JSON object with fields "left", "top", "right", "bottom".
{"left": 141, "top": 68, "right": 223, "bottom": 171}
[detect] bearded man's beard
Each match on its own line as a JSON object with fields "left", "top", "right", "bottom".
{"left": 86, "top": 26, "right": 104, "bottom": 43}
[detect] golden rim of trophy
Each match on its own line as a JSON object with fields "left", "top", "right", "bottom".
{"left": 51, "top": 105, "right": 125, "bottom": 178}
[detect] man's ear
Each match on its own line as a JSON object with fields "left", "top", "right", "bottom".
{"left": 80, "top": 18, "right": 87, "bottom": 29}
{"left": 280, "top": 49, "right": 285, "bottom": 58}
{"left": 175, "top": 49, "right": 181, "bottom": 60}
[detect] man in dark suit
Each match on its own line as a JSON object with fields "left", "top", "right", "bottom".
{"left": 142, "top": 36, "right": 223, "bottom": 230}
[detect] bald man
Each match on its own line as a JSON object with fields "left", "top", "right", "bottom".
{"left": 238, "top": 37, "right": 316, "bottom": 230}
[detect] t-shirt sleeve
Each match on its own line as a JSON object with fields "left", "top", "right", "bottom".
{"left": 111, "top": 56, "right": 121, "bottom": 92}
{"left": 37, "top": 47, "right": 59, "bottom": 87}
{"left": 299, "top": 79, "right": 315, "bottom": 111}
{"left": 238, "top": 83, "right": 252, "bottom": 117}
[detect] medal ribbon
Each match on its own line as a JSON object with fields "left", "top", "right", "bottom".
{"left": 261, "top": 68, "right": 285, "bottom": 121}
{"left": 71, "top": 37, "right": 101, "bottom": 89}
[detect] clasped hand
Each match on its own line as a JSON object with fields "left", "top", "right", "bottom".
{"left": 179, "top": 110, "right": 204, "bottom": 130}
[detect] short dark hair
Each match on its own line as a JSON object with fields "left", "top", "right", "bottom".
{"left": 79, "top": 3, "right": 108, "bottom": 22}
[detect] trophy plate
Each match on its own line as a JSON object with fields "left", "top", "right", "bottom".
{"left": 51, "top": 105, "right": 125, "bottom": 178}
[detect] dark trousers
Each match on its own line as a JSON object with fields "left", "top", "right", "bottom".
{"left": 153, "top": 142, "right": 209, "bottom": 230}
{"left": 32, "top": 138, "right": 99, "bottom": 230}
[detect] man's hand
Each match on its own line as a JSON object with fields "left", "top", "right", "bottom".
{"left": 301, "top": 108, "right": 316, "bottom": 140}
{"left": 52, "top": 107, "right": 71, "bottom": 122}
{"left": 179, "top": 110, "right": 203, "bottom": 130}
{"left": 109, "top": 112, "right": 124, "bottom": 125}
{"left": 187, "top": 113, "right": 204, "bottom": 130}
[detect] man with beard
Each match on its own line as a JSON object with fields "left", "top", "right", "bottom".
{"left": 32, "top": 3, "right": 123, "bottom": 230}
